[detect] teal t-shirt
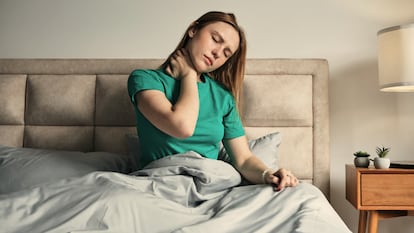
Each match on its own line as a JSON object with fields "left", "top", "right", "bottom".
{"left": 127, "top": 69, "right": 245, "bottom": 168}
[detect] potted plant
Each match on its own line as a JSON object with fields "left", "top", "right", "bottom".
{"left": 374, "top": 146, "right": 391, "bottom": 169}
{"left": 353, "top": 151, "right": 370, "bottom": 168}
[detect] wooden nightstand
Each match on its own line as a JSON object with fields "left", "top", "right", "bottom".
{"left": 345, "top": 164, "right": 414, "bottom": 233}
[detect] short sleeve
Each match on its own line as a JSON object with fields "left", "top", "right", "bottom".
{"left": 223, "top": 98, "right": 245, "bottom": 139}
{"left": 127, "top": 69, "right": 164, "bottom": 105}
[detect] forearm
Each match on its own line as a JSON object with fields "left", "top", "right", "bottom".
{"left": 225, "top": 137, "right": 298, "bottom": 189}
{"left": 171, "top": 74, "right": 200, "bottom": 137}
{"left": 224, "top": 137, "right": 273, "bottom": 184}
{"left": 135, "top": 72, "right": 199, "bottom": 138}
{"left": 237, "top": 156, "right": 275, "bottom": 184}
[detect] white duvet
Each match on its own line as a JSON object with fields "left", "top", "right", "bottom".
{"left": 0, "top": 152, "right": 351, "bottom": 233}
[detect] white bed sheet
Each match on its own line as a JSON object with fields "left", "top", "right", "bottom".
{"left": 0, "top": 152, "right": 351, "bottom": 233}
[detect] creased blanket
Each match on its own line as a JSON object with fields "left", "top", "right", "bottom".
{"left": 0, "top": 151, "right": 351, "bottom": 233}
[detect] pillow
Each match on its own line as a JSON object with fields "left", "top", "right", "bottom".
{"left": 218, "top": 132, "right": 282, "bottom": 185}
{"left": 126, "top": 133, "right": 140, "bottom": 170}
{"left": 0, "top": 145, "right": 132, "bottom": 194}
{"left": 126, "top": 132, "right": 282, "bottom": 171}
{"left": 218, "top": 132, "right": 282, "bottom": 169}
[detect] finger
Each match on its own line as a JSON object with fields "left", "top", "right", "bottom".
{"left": 286, "top": 175, "right": 299, "bottom": 187}
{"left": 179, "top": 48, "right": 188, "bottom": 56}
{"left": 291, "top": 176, "right": 299, "bottom": 186}
{"left": 165, "top": 63, "right": 177, "bottom": 78}
{"left": 165, "top": 65, "right": 172, "bottom": 76}
{"left": 268, "top": 173, "right": 280, "bottom": 185}
{"left": 277, "top": 168, "right": 288, "bottom": 176}
{"left": 175, "top": 49, "right": 185, "bottom": 59}
{"left": 275, "top": 170, "right": 292, "bottom": 191}
{"left": 276, "top": 176, "right": 289, "bottom": 191}
{"left": 270, "top": 171, "right": 281, "bottom": 190}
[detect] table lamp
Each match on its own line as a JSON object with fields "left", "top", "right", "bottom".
{"left": 378, "top": 23, "right": 414, "bottom": 92}
{"left": 377, "top": 23, "right": 414, "bottom": 169}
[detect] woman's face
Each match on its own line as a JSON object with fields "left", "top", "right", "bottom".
{"left": 186, "top": 21, "right": 240, "bottom": 74}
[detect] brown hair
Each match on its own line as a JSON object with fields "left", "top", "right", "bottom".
{"left": 161, "top": 11, "right": 247, "bottom": 105}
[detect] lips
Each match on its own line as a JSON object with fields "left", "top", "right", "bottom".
{"left": 203, "top": 55, "right": 213, "bottom": 66}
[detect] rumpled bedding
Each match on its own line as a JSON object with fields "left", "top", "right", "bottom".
{"left": 0, "top": 151, "right": 351, "bottom": 233}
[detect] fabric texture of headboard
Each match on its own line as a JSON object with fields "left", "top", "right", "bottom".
{"left": 0, "top": 58, "right": 330, "bottom": 198}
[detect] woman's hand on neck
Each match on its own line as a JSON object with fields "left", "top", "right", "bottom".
{"left": 165, "top": 48, "right": 200, "bottom": 81}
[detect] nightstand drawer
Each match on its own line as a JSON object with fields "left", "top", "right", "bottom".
{"left": 361, "top": 174, "right": 414, "bottom": 206}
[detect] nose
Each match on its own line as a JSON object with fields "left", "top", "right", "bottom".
{"left": 213, "top": 45, "right": 226, "bottom": 60}
{"left": 211, "top": 49, "right": 219, "bottom": 59}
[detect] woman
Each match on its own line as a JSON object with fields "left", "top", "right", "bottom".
{"left": 128, "top": 11, "right": 298, "bottom": 191}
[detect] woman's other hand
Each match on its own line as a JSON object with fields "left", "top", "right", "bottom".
{"left": 264, "top": 168, "right": 299, "bottom": 191}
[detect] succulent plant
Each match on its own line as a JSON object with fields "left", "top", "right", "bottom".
{"left": 353, "top": 151, "right": 370, "bottom": 157}
{"left": 375, "top": 146, "right": 390, "bottom": 158}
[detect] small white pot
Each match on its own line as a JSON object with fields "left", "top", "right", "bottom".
{"left": 374, "top": 157, "right": 390, "bottom": 169}
{"left": 354, "top": 157, "right": 370, "bottom": 168}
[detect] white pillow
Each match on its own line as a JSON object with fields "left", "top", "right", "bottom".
{"left": 126, "top": 132, "right": 282, "bottom": 171}
{"left": 0, "top": 145, "right": 132, "bottom": 194}
{"left": 126, "top": 133, "right": 140, "bottom": 170}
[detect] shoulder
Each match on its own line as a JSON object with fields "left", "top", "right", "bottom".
{"left": 129, "top": 69, "right": 173, "bottom": 84}
{"left": 130, "top": 69, "right": 161, "bottom": 78}
{"left": 128, "top": 69, "right": 171, "bottom": 96}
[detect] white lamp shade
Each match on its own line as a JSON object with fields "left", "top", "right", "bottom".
{"left": 378, "top": 23, "right": 414, "bottom": 92}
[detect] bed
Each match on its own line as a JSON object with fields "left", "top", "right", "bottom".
{"left": 0, "top": 58, "right": 351, "bottom": 233}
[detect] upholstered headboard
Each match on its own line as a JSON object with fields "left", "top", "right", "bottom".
{"left": 0, "top": 58, "right": 330, "bottom": 198}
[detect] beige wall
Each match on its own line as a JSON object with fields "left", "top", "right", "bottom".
{"left": 1, "top": 0, "right": 414, "bottom": 232}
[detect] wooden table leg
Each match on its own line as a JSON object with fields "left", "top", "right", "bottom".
{"left": 358, "top": 210, "right": 368, "bottom": 233}
{"left": 368, "top": 210, "right": 379, "bottom": 233}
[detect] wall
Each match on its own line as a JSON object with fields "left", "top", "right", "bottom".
{"left": 1, "top": 0, "right": 414, "bottom": 232}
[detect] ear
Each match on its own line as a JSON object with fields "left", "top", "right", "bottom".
{"left": 188, "top": 23, "right": 198, "bottom": 38}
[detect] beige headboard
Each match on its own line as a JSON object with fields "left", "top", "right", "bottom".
{"left": 0, "top": 58, "right": 330, "bottom": 198}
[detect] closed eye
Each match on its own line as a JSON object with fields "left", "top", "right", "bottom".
{"left": 211, "top": 31, "right": 234, "bottom": 58}
{"left": 212, "top": 34, "right": 220, "bottom": 43}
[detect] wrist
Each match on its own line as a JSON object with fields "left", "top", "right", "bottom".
{"left": 261, "top": 168, "right": 275, "bottom": 184}
{"left": 181, "top": 69, "right": 197, "bottom": 80}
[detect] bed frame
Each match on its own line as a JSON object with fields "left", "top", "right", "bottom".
{"left": 0, "top": 58, "right": 330, "bottom": 198}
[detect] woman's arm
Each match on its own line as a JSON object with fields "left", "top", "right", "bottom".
{"left": 223, "top": 136, "right": 299, "bottom": 191}
{"left": 135, "top": 49, "right": 199, "bottom": 138}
